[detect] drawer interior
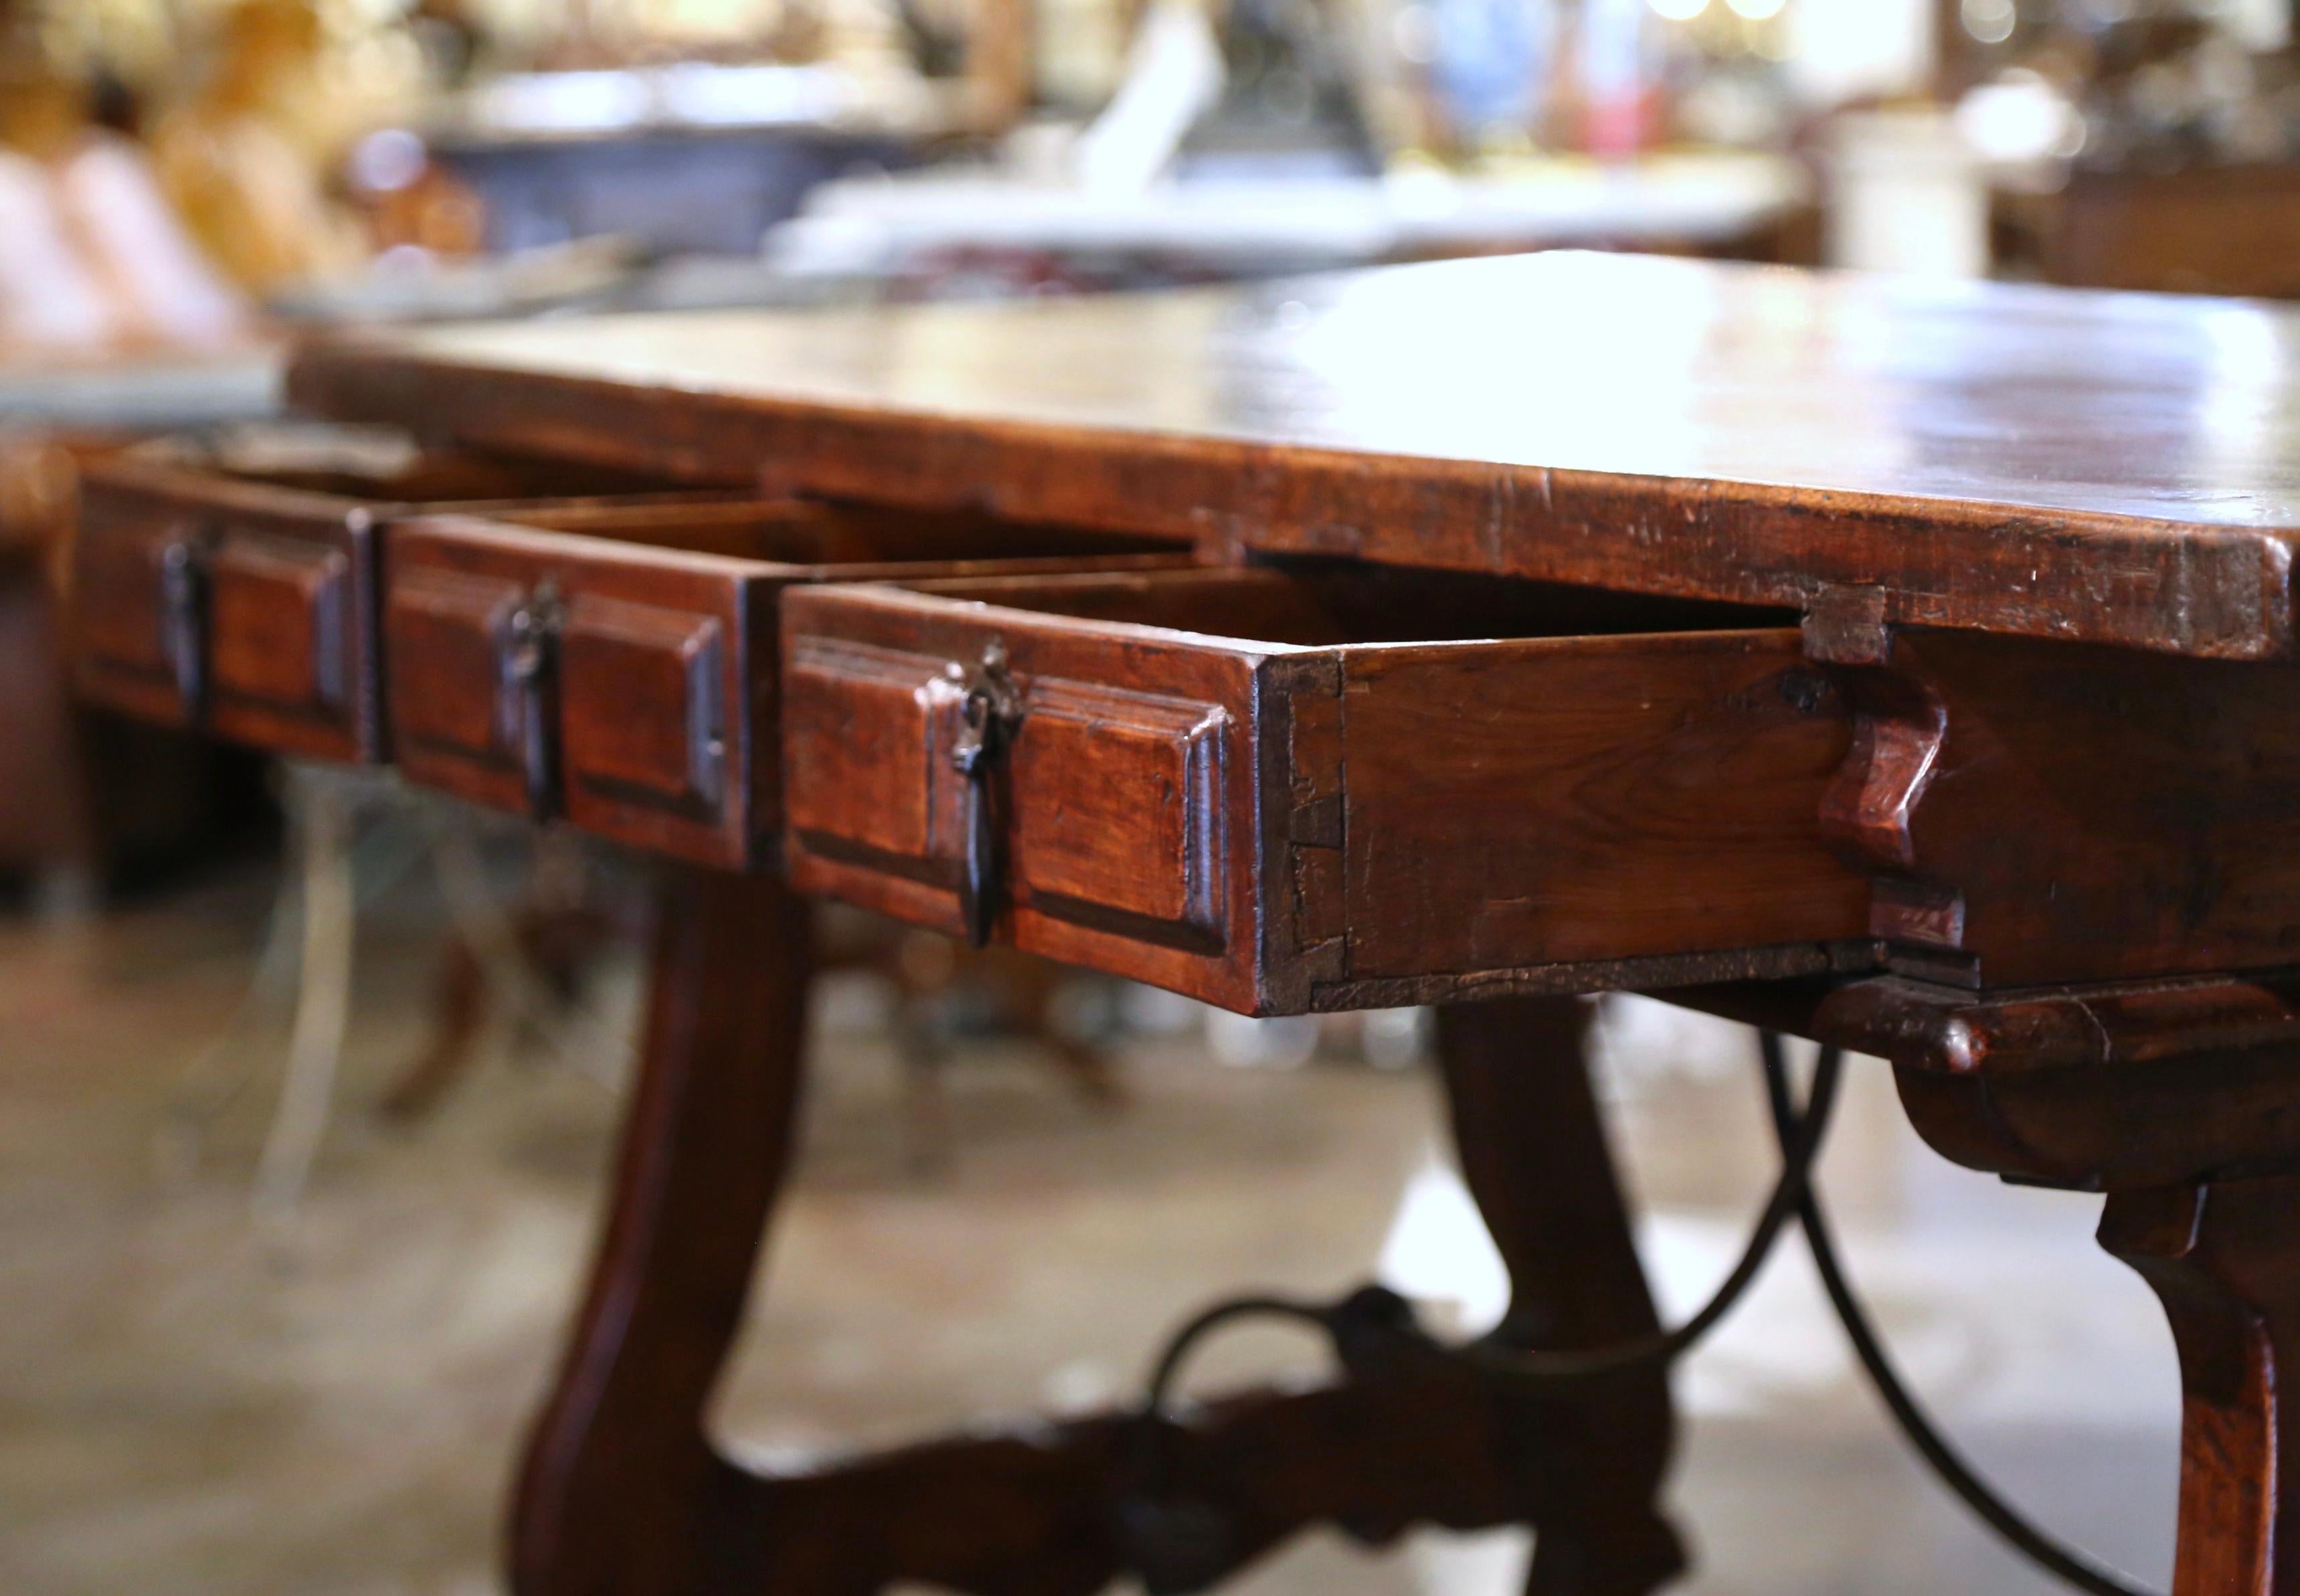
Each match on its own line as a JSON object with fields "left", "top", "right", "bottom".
{"left": 75, "top": 416, "right": 1182, "bottom": 773}
{"left": 376, "top": 509, "right": 1195, "bottom": 867}
{"left": 888, "top": 562, "right": 1795, "bottom": 647}
{"left": 497, "top": 497, "right": 1186, "bottom": 565}
{"left": 124, "top": 424, "right": 691, "bottom": 505}
{"left": 126, "top": 427, "right": 1188, "bottom": 565}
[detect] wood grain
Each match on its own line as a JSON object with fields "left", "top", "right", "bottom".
{"left": 1337, "top": 630, "right": 1866, "bottom": 978}
{"left": 288, "top": 254, "right": 2300, "bottom": 658}
{"left": 1872, "top": 629, "right": 2300, "bottom": 986}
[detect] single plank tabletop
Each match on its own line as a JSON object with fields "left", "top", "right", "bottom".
{"left": 288, "top": 251, "right": 2300, "bottom": 660}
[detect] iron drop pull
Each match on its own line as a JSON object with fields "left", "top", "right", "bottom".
{"left": 949, "top": 639, "right": 1025, "bottom": 948}
{"left": 505, "top": 582, "right": 566, "bottom": 821}
{"left": 159, "top": 529, "right": 213, "bottom": 721}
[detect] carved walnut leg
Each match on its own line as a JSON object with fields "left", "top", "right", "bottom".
{"left": 510, "top": 864, "right": 814, "bottom": 1596}
{"left": 2101, "top": 1172, "right": 2300, "bottom": 1596}
{"left": 1857, "top": 980, "right": 2300, "bottom": 1596}
{"left": 513, "top": 879, "right": 1683, "bottom": 1596}
{"left": 1433, "top": 997, "right": 1686, "bottom": 1596}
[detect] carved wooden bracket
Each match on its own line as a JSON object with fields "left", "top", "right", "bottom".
{"left": 1818, "top": 671, "right": 1942, "bottom": 875}
{"left": 1814, "top": 660, "right": 1963, "bottom": 954}
{"left": 1815, "top": 970, "right": 2300, "bottom": 1192}
{"left": 1801, "top": 582, "right": 1969, "bottom": 955}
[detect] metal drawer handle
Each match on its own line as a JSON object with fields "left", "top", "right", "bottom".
{"left": 159, "top": 529, "right": 213, "bottom": 721}
{"left": 505, "top": 581, "right": 566, "bottom": 821}
{"left": 949, "top": 640, "right": 1025, "bottom": 948}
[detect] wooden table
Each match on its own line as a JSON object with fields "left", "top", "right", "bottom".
{"left": 72, "top": 250, "right": 2300, "bottom": 1594}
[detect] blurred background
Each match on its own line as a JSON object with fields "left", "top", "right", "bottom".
{"left": 0, "top": 0, "right": 2277, "bottom": 1591}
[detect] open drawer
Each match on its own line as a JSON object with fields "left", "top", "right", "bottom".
{"left": 780, "top": 565, "right": 1876, "bottom": 1014}
{"left": 66, "top": 423, "right": 761, "bottom": 764}
{"left": 381, "top": 513, "right": 1193, "bottom": 867}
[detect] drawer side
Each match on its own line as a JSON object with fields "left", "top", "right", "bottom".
{"left": 1324, "top": 630, "right": 1870, "bottom": 1004}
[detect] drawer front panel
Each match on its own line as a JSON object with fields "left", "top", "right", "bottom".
{"left": 782, "top": 588, "right": 1267, "bottom": 1007}
{"left": 384, "top": 521, "right": 765, "bottom": 867}
{"left": 70, "top": 476, "right": 371, "bottom": 763}
{"left": 784, "top": 640, "right": 1231, "bottom": 944}
{"left": 559, "top": 593, "right": 729, "bottom": 815}
{"left": 208, "top": 535, "right": 353, "bottom": 718}
{"left": 385, "top": 563, "right": 528, "bottom": 784}
{"left": 782, "top": 638, "right": 964, "bottom": 873}
{"left": 1006, "top": 681, "right": 1227, "bottom": 944}
{"left": 68, "top": 451, "right": 780, "bottom": 767}
{"left": 72, "top": 506, "right": 179, "bottom": 691}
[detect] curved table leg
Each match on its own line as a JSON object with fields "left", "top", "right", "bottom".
{"left": 1433, "top": 997, "right": 1686, "bottom": 1596}
{"left": 510, "top": 864, "right": 814, "bottom": 1596}
{"left": 252, "top": 766, "right": 359, "bottom": 1225}
{"left": 515, "top": 892, "right": 1681, "bottom": 1596}
{"left": 2102, "top": 1172, "right": 2300, "bottom": 1596}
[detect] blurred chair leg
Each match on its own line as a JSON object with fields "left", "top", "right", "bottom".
{"left": 379, "top": 932, "right": 489, "bottom": 1122}
{"left": 252, "top": 767, "right": 356, "bottom": 1225}
{"left": 389, "top": 816, "right": 620, "bottom": 1121}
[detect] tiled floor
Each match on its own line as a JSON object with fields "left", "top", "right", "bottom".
{"left": 0, "top": 841, "right": 2180, "bottom": 1595}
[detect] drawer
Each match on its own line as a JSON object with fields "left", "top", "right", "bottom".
{"left": 381, "top": 516, "right": 1192, "bottom": 867}
{"left": 780, "top": 567, "right": 1874, "bottom": 1014}
{"left": 72, "top": 464, "right": 376, "bottom": 761}
{"left": 66, "top": 428, "right": 774, "bottom": 764}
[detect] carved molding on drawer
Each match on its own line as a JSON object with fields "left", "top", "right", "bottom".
{"left": 1006, "top": 677, "right": 1229, "bottom": 951}
{"left": 559, "top": 594, "right": 727, "bottom": 816}
{"left": 209, "top": 535, "right": 352, "bottom": 715}
{"left": 783, "top": 636, "right": 966, "bottom": 883}
{"left": 385, "top": 564, "right": 527, "bottom": 763}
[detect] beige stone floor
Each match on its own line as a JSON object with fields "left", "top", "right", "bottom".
{"left": 0, "top": 845, "right": 2182, "bottom": 1595}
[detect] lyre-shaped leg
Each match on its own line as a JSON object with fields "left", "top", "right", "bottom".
{"left": 1433, "top": 997, "right": 1685, "bottom": 1596}
{"left": 2102, "top": 1172, "right": 2300, "bottom": 1596}
{"left": 513, "top": 892, "right": 1684, "bottom": 1595}
{"left": 511, "top": 865, "right": 814, "bottom": 1596}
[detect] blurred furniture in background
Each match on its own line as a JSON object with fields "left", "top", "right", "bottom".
{"left": 0, "top": 6, "right": 250, "bottom": 357}
{"left": 0, "top": 431, "right": 95, "bottom": 905}
{"left": 1941, "top": 0, "right": 2300, "bottom": 296}
{"left": 0, "top": 419, "right": 274, "bottom": 907}
{"left": 419, "top": 63, "right": 952, "bottom": 257}
{"left": 2042, "top": 160, "right": 2300, "bottom": 296}
{"left": 148, "top": 0, "right": 369, "bottom": 299}
{"left": 0, "top": 337, "right": 275, "bottom": 908}
{"left": 770, "top": 148, "right": 1815, "bottom": 288}
{"left": 816, "top": 909, "right": 1125, "bottom": 1170}
{"left": 432, "top": 118, "right": 926, "bottom": 258}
